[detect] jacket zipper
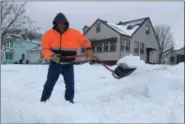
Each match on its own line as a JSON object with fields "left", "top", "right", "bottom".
{"left": 60, "top": 34, "right": 62, "bottom": 50}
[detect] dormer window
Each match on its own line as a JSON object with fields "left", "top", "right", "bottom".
{"left": 96, "top": 23, "right": 100, "bottom": 33}
{"left": 127, "top": 25, "right": 132, "bottom": 30}
{"left": 146, "top": 25, "right": 150, "bottom": 34}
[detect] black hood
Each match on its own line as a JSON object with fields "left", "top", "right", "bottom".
{"left": 52, "top": 13, "right": 69, "bottom": 33}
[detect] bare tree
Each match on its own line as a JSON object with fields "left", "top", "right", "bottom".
{"left": 155, "top": 24, "right": 174, "bottom": 64}
{"left": 0, "top": 1, "right": 39, "bottom": 45}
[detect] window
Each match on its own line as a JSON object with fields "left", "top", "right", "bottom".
{"left": 81, "top": 48, "right": 85, "bottom": 53}
{"left": 103, "top": 42, "right": 109, "bottom": 52}
{"left": 170, "top": 56, "right": 174, "bottom": 62}
{"left": 96, "top": 23, "right": 100, "bottom": 33}
{"left": 5, "top": 52, "right": 13, "bottom": 60}
{"left": 22, "top": 54, "right": 25, "bottom": 60}
{"left": 5, "top": 42, "right": 9, "bottom": 48}
{"left": 134, "top": 41, "right": 139, "bottom": 53}
{"left": 110, "top": 41, "right": 116, "bottom": 52}
{"left": 140, "top": 42, "right": 144, "bottom": 54}
{"left": 96, "top": 42, "right": 103, "bottom": 53}
{"left": 121, "top": 39, "right": 130, "bottom": 52}
{"left": 146, "top": 25, "right": 150, "bottom": 34}
{"left": 91, "top": 43, "right": 96, "bottom": 53}
{"left": 10, "top": 41, "right": 13, "bottom": 48}
{"left": 127, "top": 25, "right": 132, "bottom": 30}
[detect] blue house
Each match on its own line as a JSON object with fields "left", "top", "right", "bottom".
{"left": 1, "top": 34, "right": 40, "bottom": 64}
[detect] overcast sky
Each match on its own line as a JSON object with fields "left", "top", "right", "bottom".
{"left": 25, "top": 1, "right": 184, "bottom": 45}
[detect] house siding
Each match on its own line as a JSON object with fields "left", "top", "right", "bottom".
{"left": 131, "top": 19, "right": 159, "bottom": 63}
{"left": 27, "top": 50, "right": 42, "bottom": 64}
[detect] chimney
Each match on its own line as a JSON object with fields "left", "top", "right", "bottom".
{"left": 83, "top": 25, "right": 89, "bottom": 34}
{"left": 118, "top": 21, "right": 123, "bottom": 25}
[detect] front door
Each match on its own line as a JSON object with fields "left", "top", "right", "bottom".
{"left": 146, "top": 48, "right": 156, "bottom": 64}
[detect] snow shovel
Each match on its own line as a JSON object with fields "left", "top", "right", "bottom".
{"left": 64, "top": 54, "right": 137, "bottom": 79}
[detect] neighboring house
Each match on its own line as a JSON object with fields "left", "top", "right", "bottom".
{"left": 78, "top": 17, "right": 160, "bottom": 65}
{"left": 27, "top": 45, "right": 44, "bottom": 64}
{"left": 1, "top": 34, "right": 40, "bottom": 64}
{"left": 161, "top": 46, "right": 184, "bottom": 65}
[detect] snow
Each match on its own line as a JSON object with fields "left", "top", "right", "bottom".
{"left": 10, "top": 33, "right": 22, "bottom": 37}
{"left": 30, "top": 46, "right": 42, "bottom": 51}
{"left": 1, "top": 56, "right": 184, "bottom": 123}
{"left": 107, "top": 19, "right": 145, "bottom": 36}
{"left": 117, "top": 55, "right": 145, "bottom": 68}
{"left": 107, "top": 23, "right": 139, "bottom": 36}
{"left": 30, "top": 40, "right": 41, "bottom": 44}
{"left": 126, "top": 19, "right": 145, "bottom": 27}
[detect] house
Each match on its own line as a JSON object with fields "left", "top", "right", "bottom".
{"left": 161, "top": 46, "right": 184, "bottom": 65}
{"left": 1, "top": 34, "right": 40, "bottom": 64}
{"left": 78, "top": 17, "right": 160, "bottom": 65}
{"left": 27, "top": 45, "right": 44, "bottom": 64}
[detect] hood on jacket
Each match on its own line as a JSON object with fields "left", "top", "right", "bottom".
{"left": 52, "top": 13, "right": 69, "bottom": 33}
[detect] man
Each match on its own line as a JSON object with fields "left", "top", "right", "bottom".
{"left": 40, "top": 12, "right": 94, "bottom": 103}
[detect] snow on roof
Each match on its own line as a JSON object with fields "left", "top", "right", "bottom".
{"left": 106, "top": 18, "right": 146, "bottom": 36}
{"left": 30, "top": 40, "right": 41, "bottom": 44}
{"left": 29, "top": 46, "right": 41, "bottom": 51}
{"left": 10, "top": 34, "right": 22, "bottom": 37}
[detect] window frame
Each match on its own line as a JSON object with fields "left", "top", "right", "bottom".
{"left": 96, "top": 23, "right": 101, "bottom": 33}
{"left": 140, "top": 42, "right": 145, "bottom": 54}
{"left": 121, "top": 38, "right": 130, "bottom": 52}
{"left": 5, "top": 51, "right": 13, "bottom": 60}
{"left": 134, "top": 41, "right": 139, "bottom": 53}
{"left": 109, "top": 41, "right": 116, "bottom": 52}
{"left": 146, "top": 25, "right": 150, "bottom": 34}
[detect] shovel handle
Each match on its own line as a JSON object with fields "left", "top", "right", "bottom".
{"left": 64, "top": 54, "right": 114, "bottom": 72}
{"left": 64, "top": 54, "right": 87, "bottom": 58}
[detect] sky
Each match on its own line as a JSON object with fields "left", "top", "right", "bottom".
{"left": 25, "top": 1, "right": 184, "bottom": 47}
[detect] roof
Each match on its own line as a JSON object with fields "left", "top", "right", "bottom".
{"left": 10, "top": 33, "right": 22, "bottom": 37}
{"left": 30, "top": 40, "right": 40, "bottom": 44}
{"left": 29, "top": 45, "right": 41, "bottom": 51}
{"left": 84, "top": 17, "right": 149, "bottom": 37}
{"left": 106, "top": 18, "right": 147, "bottom": 36}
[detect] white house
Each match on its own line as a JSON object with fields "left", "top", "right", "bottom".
{"left": 77, "top": 17, "right": 160, "bottom": 65}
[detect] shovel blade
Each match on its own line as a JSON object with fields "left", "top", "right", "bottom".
{"left": 112, "top": 64, "right": 136, "bottom": 79}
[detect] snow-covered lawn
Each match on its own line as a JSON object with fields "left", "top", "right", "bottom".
{"left": 1, "top": 57, "right": 184, "bottom": 123}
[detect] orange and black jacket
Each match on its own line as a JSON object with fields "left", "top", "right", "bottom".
{"left": 41, "top": 13, "right": 91, "bottom": 63}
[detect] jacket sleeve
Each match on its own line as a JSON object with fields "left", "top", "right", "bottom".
{"left": 78, "top": 32, "right": 92, "bottom": 49}
{"left": 41, "top": 31, "right": 53, "bottom": 60}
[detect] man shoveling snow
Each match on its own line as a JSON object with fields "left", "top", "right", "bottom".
{"left": 40, "top": 12, "right": 136, "bottom": 104}
{"left": 40, "top": 12, "right": 95, "bottom": 103}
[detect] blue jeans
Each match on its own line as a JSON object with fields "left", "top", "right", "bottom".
{"left": 40, "top": 61, "right": 74, "bottom": 102}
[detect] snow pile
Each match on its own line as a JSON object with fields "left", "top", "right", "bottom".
{"left": 117, "top": 55, "right": 145, "bottom": 68}
{"left": 1, "top": 62, "right": 184, "bottom": 123}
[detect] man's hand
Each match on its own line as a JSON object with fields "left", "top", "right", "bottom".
{"left": 85, "top": 48, "right": 96, "bottom": 59}
{"left": 51, "top": 53, "right": 61, "bottom": 64}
